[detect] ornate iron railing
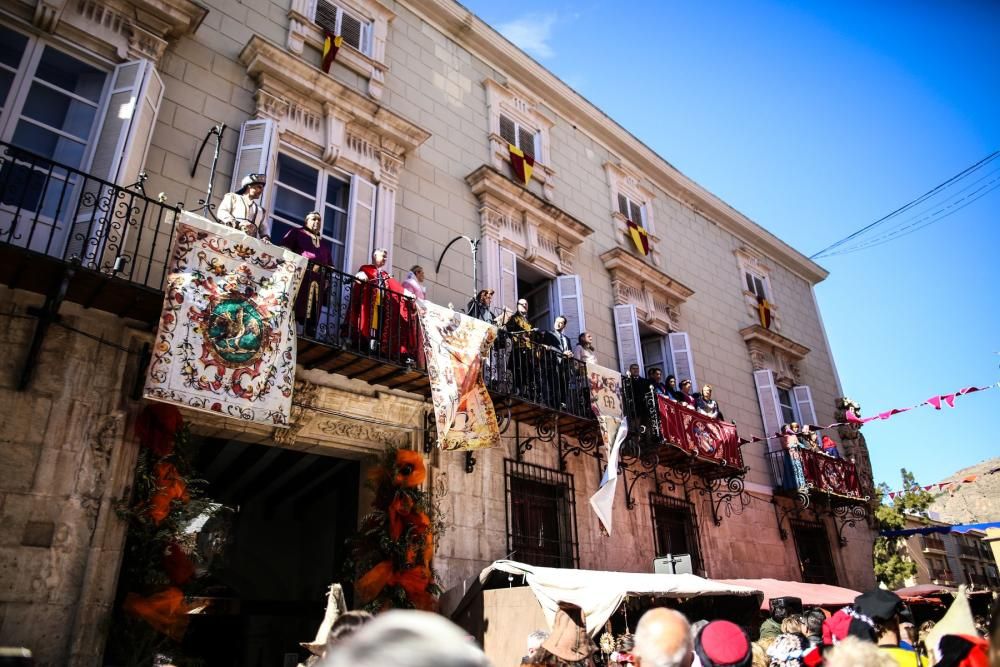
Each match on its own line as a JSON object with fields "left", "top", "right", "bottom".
{"left": 767, "top": 447, "right": 865, "bottom": 500}
{"left": 0, "top": 141, "right": 182, "bottom": 290}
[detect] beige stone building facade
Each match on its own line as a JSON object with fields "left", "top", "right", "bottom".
{"left": 0, "top": 0, "right": 877, "bottom": 663}
{"left": 901, "top": 516, "right": 1000, "bottom": 591}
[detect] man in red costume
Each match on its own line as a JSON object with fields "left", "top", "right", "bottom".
{"left": 345, "top": 248, "right": 415, "bottom": 363}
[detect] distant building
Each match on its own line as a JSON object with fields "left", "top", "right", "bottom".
{"left": 902, "top": 515, "right": 999, "bottom": 590}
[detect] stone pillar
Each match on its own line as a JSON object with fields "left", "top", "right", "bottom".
{"left": 373, "top": 151, "right": 401, "bottom": 268}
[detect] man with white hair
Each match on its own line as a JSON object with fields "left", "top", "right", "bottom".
{"left": 524, "top": 629, "right": 549, "bottom": 662}
{"left": 321, "top": 609, "right": 490, "bottom": 667}
{"left": 633, "top": 607, "right": 693, "bottom": 667}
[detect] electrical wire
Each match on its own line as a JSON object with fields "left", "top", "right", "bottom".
{"left": 809, "top": 150, "right": 1000, "bottom": 259}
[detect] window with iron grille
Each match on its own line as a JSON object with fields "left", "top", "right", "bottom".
{"left": 314, "top": 0, "right": 372, "bottom": 56}
{"left": 617, "top": 193, "right": 645, "bottom": 229}
{"left": 504, "top": 460, "right": 578, "bottom": 568}
{"left": 499, "top": 113, "right": 538, "bottom": 161}
{"left": 791, "top": 520, "right": 838, "bottom": 585}
{"left": 649, "top": 493, "right": 702, "bottom": 573}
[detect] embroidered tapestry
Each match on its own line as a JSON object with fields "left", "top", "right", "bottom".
{"left": 657, "top": 396, "right": 742, "bottom": 469}
{"left": 586, "top": 363, "right": 628, "bottom": 535}
{"left": 417, "top": 299, "right": 499, "bottom": 451}
{"left": 145, "top": 212, "right": 306, "bottom": 426}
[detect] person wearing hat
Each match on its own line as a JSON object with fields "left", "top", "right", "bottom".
{"left": 522, "top": 602, "right": 597, "bottom": 666}
{"left": 848, "top": 589, "right": 924, "bottom": 666}
{"left": 218, "top": 172, "right": 270, "bottom": 240}
{"left": 760, "top": 597, "right": 802, "bottom": 641}
{"left": 694, "top": 620, "right": 752, "bottom": 667}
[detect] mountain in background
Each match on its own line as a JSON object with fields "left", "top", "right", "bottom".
{"left": 927, "top": 456, "right": 1000, "bottom": 524}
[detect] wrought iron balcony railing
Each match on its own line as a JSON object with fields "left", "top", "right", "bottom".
{"left": 922, "top": 535, "right": 947, "bottom": 552}
{"left": 621, "top": 380, "right": 745, "bottom": 478}
{"left": 0, "top": 141, "right": 182, "bottom": 291}
{"left": 959, "top": 544, "right": 982, "bottom": 559}
{"left": 931, "top": 569, "right": 954, "bottom": 583}
{"left": 766, "top": 447, "right": 866, "bottom": 500}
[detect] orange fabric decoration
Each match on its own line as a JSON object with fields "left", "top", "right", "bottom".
{"left": 357, "top": 561, "right": 435, "bottom": 611}
{"left": 147, "top": 462, "right": 189, "bottom": 524}
{"left": 123, "top": 587, "right": 192, "bottom": 641}
{"left": 163, "top": 541, "right": 196, "bottom": 586}
{"left": 393, "top": 449, "right": 426, "bottom": 487}
{"left": 356, "top": 560, "right": 394, "bottom": 602}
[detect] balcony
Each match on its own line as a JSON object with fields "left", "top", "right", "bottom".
{"left": 622, "top": 381, "right": 745, "bottom": 480}
{"left": 766, "top": 447, "right": 867, "bottom": 501}
{"left": 931, "top": 569, "right": 955, "bottom": 584}
{"left": 967, "top": 573, "right": 990, "bottom": 589}
{"left": 922, "top": 535, "right": 947, "bottom": 553}
{"left": 959, "top": 544, "right": 981, "bottom": 559}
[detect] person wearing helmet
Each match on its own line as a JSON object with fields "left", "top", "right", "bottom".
{"left": 218, "top": 172, "right": 270, "bottom": 240}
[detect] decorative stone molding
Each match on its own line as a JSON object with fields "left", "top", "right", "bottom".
{"left": 240, "top": 35, "right": 429, "bottom": 180}
{"left": 273, "top": 379, "right": 321, "bottom": 446}
{"left": 600, "top": 246, "right": 693, "bottom": 334}
{"left": 735, "top": 246, "right": 781, "bottom": 331}
{"left": 314, "top": 417, "right": 410, "bottom": 447}
{"left": 740, "top": 324, "right": 808, "bottom": 386}
{"left": 605, "top": 160, "right": 663, "bottom": 268}
{"left": 286, "top": 0, "right": 393, "bottom": 100}
{"left": 484, "top": 78, "right": 556, "bottom": 200}
{"left": 466, "top": 165, "right": 591, "bottom": 278}
{"left": 834, "top": 397, "right": 875, "bottom": 495}
{"left": 30, "top": 0, "right": 206, "bottom": 63}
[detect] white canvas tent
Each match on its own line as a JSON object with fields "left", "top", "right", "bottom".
{"left": 446, "top": 560, "right": 762, "bottom": 666}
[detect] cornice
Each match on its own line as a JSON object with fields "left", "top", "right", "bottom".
{"left": 599, "top": 247, "right": 694, "bottom": 303}
{"left": 131, "top": 0, "right": 208, "bottom": 37}
{"left": 239, "top": 35, "right": 430, "bottom": 154}
{"left": 739, "top": 324, "right": 810, "bottom": 360}
{"left": 405, "top": 0, "right": 829, "bottom": 285}
{"left": 465, "top": 164, "right": 592, "bottom": 243}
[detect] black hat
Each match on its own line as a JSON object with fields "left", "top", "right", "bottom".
{"left": 848, "top": 589, "right": 903, "bottom": 641}
{"left": 236, "top": 172, "right": 266, "bottom": 195}
{"left": 770, "top": 596, "right": 803, "bottom": 621}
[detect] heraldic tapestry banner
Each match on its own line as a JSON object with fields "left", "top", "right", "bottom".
{"left": 416, "top": 299, "right": 500, "bottom": 451}
{"left": 586, "top": 362, "right": 626, "bottom": 453}
{"left": 144, "top": 212, "right": 307, "bottom": 426}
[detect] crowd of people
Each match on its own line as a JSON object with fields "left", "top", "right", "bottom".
{"left": 296, "top": 587, "right": 998, "bottom": 667}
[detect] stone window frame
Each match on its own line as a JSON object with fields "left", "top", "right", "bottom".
{"left": 604, "top": 159, "right": 663, "bottom": 268}
{"left": 735, "top": 246, "right": 781, "bottom": 331}
{"left": 600, "top": 246, "right": 692, "bottom": 334}
{"left": 286, "top": 0, "right": 393, "bottom": 100}
{"left": 484, "top": 78, "right": 556, "bottom": 200}
{"left": 504, "top": 458, "right": 579, "bottom": 569}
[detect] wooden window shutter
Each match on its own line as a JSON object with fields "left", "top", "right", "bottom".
{"left": 613, "top": 304, "right": 643, "bottom": 373}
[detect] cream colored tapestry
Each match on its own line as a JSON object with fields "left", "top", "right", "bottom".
{"left": 145, "top": 212, "right": 306, "bottom": 425}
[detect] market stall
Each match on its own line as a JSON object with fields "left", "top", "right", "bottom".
{"left": 719, "top": 578, "right": 860, "bottom": 610}
{"left": 446, "top": 560, "right": 761, "bottom": 667}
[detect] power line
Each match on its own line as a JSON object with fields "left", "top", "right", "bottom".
{"left": 809, "top": 150, "right": 1000, "bottom": 259}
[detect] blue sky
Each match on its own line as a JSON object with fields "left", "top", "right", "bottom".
{"left": 461, "top": 0, "right": 1000, "bottom": 489}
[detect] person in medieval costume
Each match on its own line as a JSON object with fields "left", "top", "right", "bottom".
{"left": 505, "top": 298, "right": 540, "bottom": 401}
{"left": 344, "top": 248, "right": 414, "bottom": 363}
{"left": 695, "top": 384, "right": 725, "bottom": 420}
{"left": 217, "top": 172, "right": 270, "bottom": 240}
{"left": 280, "top": 211, "right": 332, "bottom": 336}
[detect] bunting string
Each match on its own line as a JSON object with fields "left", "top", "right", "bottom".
{"left": 883, "top": 468, "right": 999, "bottom": 500}
{"left": 738, "top": 381, "right": 999, "bottom": 448}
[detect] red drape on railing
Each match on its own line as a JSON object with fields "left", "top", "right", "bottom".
{"left": 656, "top": 395, "right": 742, "bottom": 469}
{"left": 798, "top": 448, "right": 864, "bottom": 498}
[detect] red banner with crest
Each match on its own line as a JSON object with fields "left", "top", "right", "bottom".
{"left": 657, "top": 395, "right": 742, "bottom": 469}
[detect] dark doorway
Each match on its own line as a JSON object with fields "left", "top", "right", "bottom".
{"left": 504, "top": 459, "right": 578, "bottom": 568}
{"left": 791, "top": 520, "right": 838, "bottom": 584}
{"left": 107, "top": 436, "right": 360, "bottom": 667}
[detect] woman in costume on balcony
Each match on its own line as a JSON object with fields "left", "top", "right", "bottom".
{"left": 781, "top": 422, "right": 808, "bottom": 490}
{"left": 466, "top": 289, "right": 496, "bottom": 324}
{"left": 402, "top": 265, "right": 427, "bottom": 301}
{"left": 663, "top": 374, "right": 681, "bottom": 402}
{"left": 695, "top": 384, "right": 724, "bottom": 420}
{"left": 676, "top": 379, "right": 696, "bottom": 408}
{"left": 344, "top": 248, "right": 414, "bottom": 362}
{"left": 280, "top": 211, "right": 332, "bottom": 336}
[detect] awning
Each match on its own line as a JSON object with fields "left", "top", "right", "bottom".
{"left": 718, "top": 578, "right": 860, "bottom": 610}
{"left": 895, "top": 584, "right": 957, "bottom": 597}
{"left": 479, "top": 560, "right": 761, "bottom": 635}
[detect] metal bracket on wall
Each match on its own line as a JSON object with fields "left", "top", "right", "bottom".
{"left": 18, "top": 261, "right": 76, "bottom": 390}
{"left": 772, "top": 490, "right": 811, "bottom": 540}
{"left": 693, "top": 474, "right": 751, "bottom": 527}
{"left": 826, "top": 500, "right": 870, "bottom": 547}
{"left": 558, "top": 427, "right": 602, "bottom": 480}
{"left": 423, "top": 409, "right": 436, "bottom": 454}
{"left": 619, "top": 440, "right": 659, "bottom": 510}
{"left": 511, "top": 413, "right": 558, "bottom": 462}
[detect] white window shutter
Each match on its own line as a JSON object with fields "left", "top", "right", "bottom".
{"left": 498, "top": 246, "right": 518, "bottom": 317}
{"left": 754, "top": 369, "right": 783, "bottom": 450}
{"left": 348, "top": 173, "right": 376, "bottom": 272}
{"left": 231, "top": 118, "right": 276, "bottom": 209}
{"left": 793, "top": 385, "right": 818, "bottom": 427}
{"left": 668, "top": 332, "right": 697, "bottom": 391}
{"left": 613, "top": 304, "right": 643, "bottom": 373}
{"left": 555, "top": 275, "right": 585, "bottom": 344}
{"left": 89, "top": 59, "right": 163, "bottom": 186}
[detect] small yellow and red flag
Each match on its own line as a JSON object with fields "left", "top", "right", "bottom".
{"left": 756, "top": 294, "right": 773, "bottom": 329}
{"left": 322, "top": 33, "right": 344, "bottom": 73}
{"left": 507, "top": 143, "right": 534, "bottom": 186}
{"left": 626, "top": 219, "right": 650, "bottom": 256}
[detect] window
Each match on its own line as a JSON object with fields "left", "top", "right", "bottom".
{"left": 504, "top": 460, "right": 578, "bottom": 568}
{"left": 270, "top": 152, "right": 351, "bottom": 271}
{"left": 776, "top": 387, "right": 797, "bottom": 426}
{"left": 617, "top": 193, "right": 645, "bottom": 229}
{"left": 650, "top": 493, "right": 702, "bottom": 573}
{"left": 499, "top": 113, "right": 538, "bottom": 160}
{"left": 314, "top": 0, "right": 372, "bottom": 56}
{"left": 791, "top": 520, "right": 838, "bottom": 584}
{"left": 745, "top": 269, "right": 767, "bottom": 300}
